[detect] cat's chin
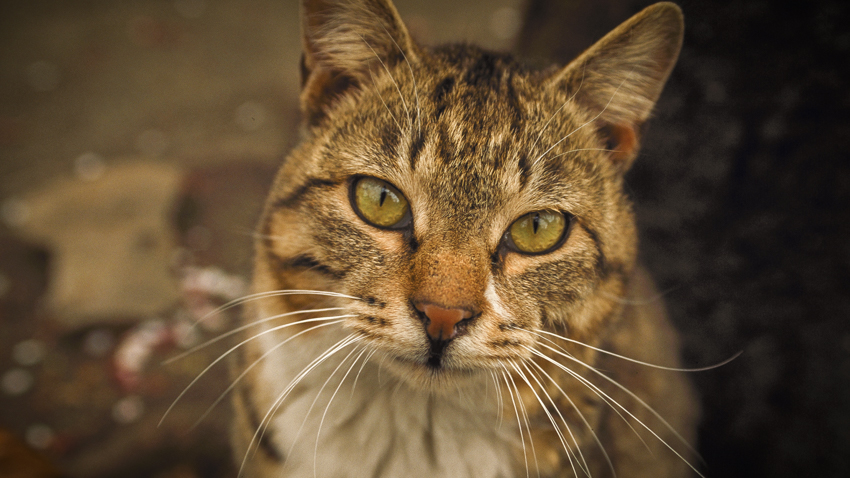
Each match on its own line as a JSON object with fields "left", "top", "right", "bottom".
{"left": 379, "top": 352, "right": 488, "bottom": 394}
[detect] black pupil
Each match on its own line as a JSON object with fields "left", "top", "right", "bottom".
{"left": 379, "top": 186, "right": 387, "bottom": 207}
{"left": 532, "top": 213, "right": 540, "bottom": 234}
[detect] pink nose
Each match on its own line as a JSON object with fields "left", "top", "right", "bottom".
{"left": 416, "top": 303, "right": 473, "bottom": 341}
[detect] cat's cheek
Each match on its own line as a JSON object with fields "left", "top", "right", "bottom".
{"left": 263, "top": 209, "right": 314, "bottom": 259}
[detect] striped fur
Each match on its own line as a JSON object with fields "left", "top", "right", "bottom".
{"left": 233, "top": 1, "right": 698, "bottom": 476}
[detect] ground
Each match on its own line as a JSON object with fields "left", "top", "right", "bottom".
{"left": 1, "top": 0, "right": 848, "bottom": 477}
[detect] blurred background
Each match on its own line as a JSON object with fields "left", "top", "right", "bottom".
{"left": 0, "top": 0, "right": 847, "bottom": 477}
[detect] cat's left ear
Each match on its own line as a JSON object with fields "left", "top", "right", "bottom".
{"left": 548, "top": 2, "right": 684, "bottom": 171}
{"left": 300, "top": 0, "right": 418, "bottom": 125}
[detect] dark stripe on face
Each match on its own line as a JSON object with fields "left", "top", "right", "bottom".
{"left": 503, "top": 71, "right": 524, "bottom": 134}
{"left": 436, "top": 122, "right": 455, "bottom": 166}
{"left": 432, "top": 76, "right": 455, "bottom": 120}
{"left": 583, "top": 226, "right": 609, "bottom": 280}
{"left": 408, "top": 129, "right": 426, "bottom": 170}
{"left": 404, "top": 229, "right": 419, "bottom": 252}
{"left": 377, "top": 124, "right": 399, "bottom": 160}
{"left": 267, "top": 250, "right": 347, "bottom": 281}
{"left": 517, "top": 153, "right": 530, "bottom": 190}
{"left": 270, "top": 177, "right": 339, "bottom": 210}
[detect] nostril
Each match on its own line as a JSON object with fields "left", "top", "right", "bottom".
{"left": 414, "top": 302, "right": 475, "bottom": 341}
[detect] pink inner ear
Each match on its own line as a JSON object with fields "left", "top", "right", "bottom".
{"left": 605, "top": 123, "right": 639, "bottom": 165}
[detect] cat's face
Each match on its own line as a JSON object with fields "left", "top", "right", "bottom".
{"left": 254, "top": 0, "right": 681, "bottom": 391}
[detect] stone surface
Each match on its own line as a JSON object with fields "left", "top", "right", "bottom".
{"left": 11, "top": 161, "right": 182, "bottom": 327}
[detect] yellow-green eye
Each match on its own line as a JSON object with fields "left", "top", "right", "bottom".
{"left": 351, "top": 177, "right": 410, "bottom": 229}
{"left": 508, "top": 211, "right": 568, "bottom": 254}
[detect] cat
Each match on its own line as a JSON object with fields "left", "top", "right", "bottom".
{"left": 228, "top": 0, "right": 698, "bottom": 476}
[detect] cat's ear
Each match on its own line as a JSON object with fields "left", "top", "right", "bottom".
{"left": 300, "top": 0, "right": 418, "bottom": 125}
{"left": 549, "top": 2, "right": 683, "bottom": 170}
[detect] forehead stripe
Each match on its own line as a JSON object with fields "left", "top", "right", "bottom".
{"left": 270, "top": 177, "right": 340, "bottom": 210}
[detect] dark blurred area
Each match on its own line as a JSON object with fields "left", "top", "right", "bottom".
{"left": 1, "top": 0, "right": 848, "bottom": 477}
{"left": 522, "top": 0, "right": 850, "bottom": 476}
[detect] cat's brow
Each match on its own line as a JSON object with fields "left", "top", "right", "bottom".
{"left": 271, "top": 177, "right": 341, "bottom": 210}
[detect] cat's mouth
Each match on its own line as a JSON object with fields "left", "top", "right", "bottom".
{"left": 425, "top": 338, "right": 448, "bottom": 369}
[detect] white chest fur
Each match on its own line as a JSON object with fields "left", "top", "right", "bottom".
{"left": 251, "top": 328, "right": 520, "bottom": 478}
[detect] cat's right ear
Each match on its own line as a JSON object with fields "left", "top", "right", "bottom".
{"left": 300, "top": 0, "right": 418, "bottom": 126}
{"left": 548, "top": 2, "right": 684, "bottom": 171}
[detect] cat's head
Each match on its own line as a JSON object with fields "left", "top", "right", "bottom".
{"left": 255, "top": 0, "right": 683, "bottom": 390}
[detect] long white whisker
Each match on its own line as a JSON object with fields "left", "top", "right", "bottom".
{"left": 489, "top": 370, "right": 504, "bottom": 427}
{"left": 549, "top": 147, "right": 619, "bottom": 159}
{"left": 164, "top": 307, "right": 344, "bottom": 365}
{"left": 528, "top": 344, "right": 705, "bottom": 478}
{"left": 529, "top": 61, "right": 586, "bottom": 155}
{"left": 349, "top": 347, "right": 379, "bottom": 403}
{"left": 160, "top": 315, "right": 353, "bottom": 427}
{"left": 529, "top": 338, "right": 653, "bottom": 450}
{"left": 240, "top": 333, "right": 360, "bottom": 477}
{"left": 522, "top": 361, "right": 589, "bottom": 477}
{"left": 314, "top": 345, "right": 368, "bottom": 478}
{"left": 282, "top": 340, "right": 363, "bottom": 463}
{"left": 189, "top": 320, "right": 343, "bottom": 430}
{"left": 510, "top": 360, "right": 582, "bottom": 478}
{"left": 532, "top": 70, "right": 633, "bottom": 168}
{"left": 380, "top": 24, "right": 420, "bottom": 138}
{"left": 526, "top": 358, "right": 609, "bottom": 477}
{"left": 535, "top": 328, "right": 743, "bottom": 372}
{"left": 368, "top": 67, "right": 405, "bottom": 137}
{"left": 500, "top": 368, "right": 530, "bottom": 478}
{"left": 193, "top": 289, "right": 357, "bottom": 328}
{"left": 357, "top": 34, "right": 411, "bottom": 130}
{"left": 503, "top": 365, "right": 541, "bottom": 478}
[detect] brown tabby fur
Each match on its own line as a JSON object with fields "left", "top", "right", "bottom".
{"left": 231, "top": 0, "right": 698, "bottom": 476}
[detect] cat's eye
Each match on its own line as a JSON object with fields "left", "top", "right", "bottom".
{"left": 507, "top": 210, "right": 569, "bottom": 254}
{"left": 351, "top": 177, "right": 411, "bottom": 229}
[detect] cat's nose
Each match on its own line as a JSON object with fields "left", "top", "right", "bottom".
{"left": 414, "top": 302, "right": 476, "bottom": 341}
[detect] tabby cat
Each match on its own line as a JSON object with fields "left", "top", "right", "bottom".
{"left": 230, "top": 0, "right": 698, "bottom": 476}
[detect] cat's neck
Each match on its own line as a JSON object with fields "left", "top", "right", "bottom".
{"left": 253, "top": 323, "right": 520, "bottom": 477}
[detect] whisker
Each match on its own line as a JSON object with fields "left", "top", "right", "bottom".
{"left": 510, "top": 360, "right": 584, "bottom": 478}
{"left": 529, "top": 61, "right": 587, "bottom": 155}
{"left": 278, "top": 337, "right": 363, "bottom": 462}
{"left": 500, "top": 368, "right": 530, "bottom": 478}
{"left": 503, "top": 364, "right": 541, "bottom": 478}
{"left": 189, "top": 320, "right": 343, "bottom": 430}
{"left": 549, "top": 147, "right": 619, "bottom": 160}
{"left": 368, "top": 67, "right": 405, "bottom": 138}
{"left": 528, "top": 338, "right": 655, "bottom": 450}
{"left": 532, "top": 70, "right": 634, "bottom": 168}
{"left": 488, "top": 369, "right": 505, "bottom": 427}
{"left": 380, "top": 24, "right": 420, "bottom": 138}
{"left": 192, "top": 289, "right": 358, "bottom": 329}
{"left": 284, "top": 343, "right": 360, "bottom": 464}
{"left": 349, "top": 347, "right": 379, "bottom": 403}
{"left": 357, "top": 34, "right": 411, "bottom": 130}
{"left": 163, "top": 307, "right": 344, "bottom": 365}
{"left": 240, "top": 333, "right": 360, "bottom": 477}
{"left": 535, "top": 328, "right": 743, "bottom": 372}
{"left": 526, "top": 358, "right": 611, "bottom": 477}
{"left": 314, "top": 345, "right": 368, "bottom": 478}
{"left": 160, "top": 315, "right": 352, "bottom": 427}
{"left": 523, "top": 360, "right": 591, "bottom": 477}
{"left": 528, "top": 344, "right": 705, "bottom": 478}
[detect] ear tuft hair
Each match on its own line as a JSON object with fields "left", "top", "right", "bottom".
{"left": 300, "top": 0, "right": 418, "bottom": 125}
{"left": 550, "top": 2, "right": 684, "bottom": 169}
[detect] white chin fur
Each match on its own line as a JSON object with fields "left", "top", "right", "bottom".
{"left": 255, "top": 326, "right": 519, "bottom": 478}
